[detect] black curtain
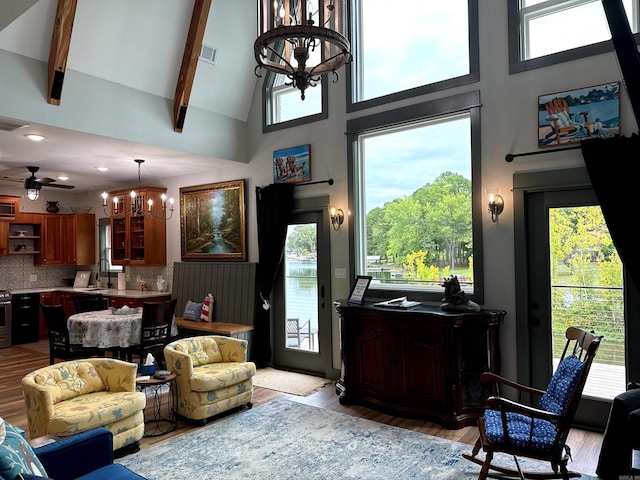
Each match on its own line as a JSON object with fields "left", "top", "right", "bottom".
{"left": 581, "top": 134, "right": 640, "bottom": 292}
{"left": 252, "top": 183, "right": 295, "bottom": 367}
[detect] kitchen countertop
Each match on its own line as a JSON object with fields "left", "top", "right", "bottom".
{"left": 10, "top": 288, "right": 172, "bottom": 298}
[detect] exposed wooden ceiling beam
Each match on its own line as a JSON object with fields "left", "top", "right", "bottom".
{"left": 47, "top": 0, "right": 77, "bottom": 106}
{"left": 173, "top": 0, "right": 212, "bottom": 133}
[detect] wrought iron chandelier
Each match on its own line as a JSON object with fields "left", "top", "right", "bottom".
{"left": 101, "top": 159, "right": 174, "bottom": 220}
{"left": 254, "top": 0, "right": 351, "bottom": 100}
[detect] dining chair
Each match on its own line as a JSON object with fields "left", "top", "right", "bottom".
{"left": 40, "top": 303, "right": 98, "bottom": 364}
{"left": 73, "top": 294, "right": 109, "bottom": 313}
{"left": 73, "top": 293, "right": 120, "bottom": 359}
{"left": 125, "top": 298, "right": 177, "bottom": 369}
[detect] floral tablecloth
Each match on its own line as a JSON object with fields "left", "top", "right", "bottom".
{"left": 67, "top": 309, "right": 178, "bottom": 348}
{"left": 67, "top": 309, "right": 142, "bottom": 348}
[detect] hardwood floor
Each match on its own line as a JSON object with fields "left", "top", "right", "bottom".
{"left": 0, "top": 340, "right": 604, "bottom": 477}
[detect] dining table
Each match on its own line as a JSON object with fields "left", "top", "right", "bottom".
{"left": 67, "top": 308, "right": 178, "bottom": 349}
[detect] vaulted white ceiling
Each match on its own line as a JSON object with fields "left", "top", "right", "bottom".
{"left": 0, "top": 0, "right": 258, "bottom": 193}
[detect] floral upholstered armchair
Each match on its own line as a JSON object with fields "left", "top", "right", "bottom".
{"left": 22, "top": 358, "right": 146, "bottom": 451}
{"left": 164, "top": 335, "right": 256, "bottom": 422}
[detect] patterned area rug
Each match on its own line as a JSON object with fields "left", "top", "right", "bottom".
{"left": 118, "top": 399, "right": 598, "bottom": 479}
{"left": 252, "top": 367, "right": 333, "bottom": 396}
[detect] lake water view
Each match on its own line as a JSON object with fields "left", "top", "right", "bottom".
{"left": 286, "top": 259, "right": 318, "bottom": 333}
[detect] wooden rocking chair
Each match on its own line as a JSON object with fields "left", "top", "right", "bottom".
{"left": 462, "top": 326, "right": 602, "bottom": 480}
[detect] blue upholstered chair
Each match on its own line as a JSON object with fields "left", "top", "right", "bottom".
{"left": 0, "top": 419, "right": 146, "bottom": 480}
{"left": 463, "top": 327, "right": 602, "bottom": 480}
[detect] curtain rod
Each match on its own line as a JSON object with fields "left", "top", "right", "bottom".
{"left": 256, "top": 178, "right": 334, "bottom": 194}
{"left": 505, "top": 145, "right": 581, "bottom": 162}
{"left": 295, "top": 178, "right": 334, "bottom": 186}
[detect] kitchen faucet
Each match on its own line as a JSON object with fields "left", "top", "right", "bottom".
{"left": 98, "top": 258, "right": 113, "bottom": 288}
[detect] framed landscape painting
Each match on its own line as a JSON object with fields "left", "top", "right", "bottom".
{"left": 180, "top": 179, "right": 247, "bottom": 261}
{"left": 273, "top": 144, "right": 311, "bottom": 184}
{"left": 538, "top": 82, "right": 620, "bottom": 148}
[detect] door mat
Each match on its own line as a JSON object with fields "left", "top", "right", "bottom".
{"left": 252, "top": 367, "right": 334, "bottom": 396}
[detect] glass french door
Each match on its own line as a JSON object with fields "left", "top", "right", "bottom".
{"left": 272, "top": 209, "right": 332, "bottom": 376}
{"left": 526, "top": 188, "right": 630, "bottom": 429}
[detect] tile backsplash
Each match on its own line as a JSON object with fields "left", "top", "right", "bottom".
{"left": 0, "top": 254, "right": 173, "bottom": 292}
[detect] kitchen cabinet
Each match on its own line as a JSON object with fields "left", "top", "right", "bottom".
{"left": 57, "top": 292, "right": 81, "bottom": 318}
{"left": 63, "top": 214, "right": 96, "bottom": 265}
{"left": 11, "top": 293, "right": 40, "bottom": 345}
{"left": 109, "top": 186, "right": 167, "bottom": 266}
{"left": 0, "top": 195, "right": 19, "bottom": 221}
{"left": 109, "top": 294, "right": 171, "bottom": 309}
{"left": 7, "top": 223, "right": 40, "bottom": 256}
{"left": 35, "top": 215, "right": 64, "bottom": 265}
{"left": 34, "top": 214, "right": 96, "bottom": 266}
{"left": 335, "top": 302, "right": 505, "bottom": 429}
{"left": 0, "top": 222, "right": 8, "bottom": 257}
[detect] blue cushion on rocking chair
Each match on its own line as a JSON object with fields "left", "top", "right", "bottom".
{"left": 539, "top": 355, "right": 584, "bottom": 415}
{"left": 484, "top": 410, "right": 559, "bottom": 452}
{"left": 483, "top": 355, "right": 585, "bottom": 452}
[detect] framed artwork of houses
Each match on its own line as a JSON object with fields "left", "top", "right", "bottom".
{"left": 538, "top": 82, "right": 620, "bottom": 148}
{"left": 180, "top": 179, "right": 247, "bottom": 261}
{"left": 273, "top": 144, "right": 311, "bottom": 184}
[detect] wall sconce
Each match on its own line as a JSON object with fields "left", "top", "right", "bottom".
{"left": 487, "top": 193, "right": 504, "bottom": 222}
{"left": 330, "top": 207, "right": 344, "bottom": 231}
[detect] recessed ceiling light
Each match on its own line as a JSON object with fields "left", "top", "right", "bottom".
{"left": 96, "top": 167, "right": 109, "bottom": 172}
{"left": 25, "top": 134, "right": 45, "bottom": 142}
{"left": 58, "top": 176, "right": 69, "bottom": 181}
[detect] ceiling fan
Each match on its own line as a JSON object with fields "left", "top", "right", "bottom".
{"left": 2, "top": 166, "right": 75, "bottom": 201}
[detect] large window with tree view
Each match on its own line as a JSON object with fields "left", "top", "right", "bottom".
{"left": 353, "top": 111, "right": 477, "bottom": 299}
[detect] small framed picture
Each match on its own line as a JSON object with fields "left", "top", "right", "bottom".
{"left": 348, "top": 275, "right": 372, "bottom": 304}
{"left": 537, "top": 82, "right": 620, "bottom": 148}
{"left": 273, "top": 144, "right": 311, "bottom": 184}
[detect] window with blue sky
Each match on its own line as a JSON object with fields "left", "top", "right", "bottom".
{"left": 352, "top": 0, "right": 470, "bottom": 103}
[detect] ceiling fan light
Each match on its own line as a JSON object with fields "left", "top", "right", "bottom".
{"left": 27, "top": 188, "right": 40, "bottom": 201}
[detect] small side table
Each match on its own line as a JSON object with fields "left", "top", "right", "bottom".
{"left": 136, "top": 373, "right": 177, "bottom": 437}
{"left": 28, "top": 434, "right": 59, "bottom": 448}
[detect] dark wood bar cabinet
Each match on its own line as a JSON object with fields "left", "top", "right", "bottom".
{"left": 335, "top": 301, "right": 506, "bottom": 429}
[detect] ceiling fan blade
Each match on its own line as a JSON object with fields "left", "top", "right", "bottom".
{"left": 43, "top": 183, "right": 74, "bottom": 190}
{"left": 35, "top": 177, "right": 57, "bottom": 184}
{"left": 0, "top": 176, "right": 24, "bottom": 183}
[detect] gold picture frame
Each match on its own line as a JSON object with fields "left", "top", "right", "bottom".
{"left": 180, "top": 179, "right": 247, "bottom": 261}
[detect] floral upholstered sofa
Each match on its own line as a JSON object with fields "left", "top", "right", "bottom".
{"left": 22, "top": 358, "right": 146, "bottom": 451}
{"left": 164, "top": 335, "right": 256, "bottom": 422}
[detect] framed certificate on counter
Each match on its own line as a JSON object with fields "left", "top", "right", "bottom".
{"left": 73, "top": 271, "right": 91, "bottom": 288}
{"left": 348, "top": 275, "right": 372, "bottom": 304}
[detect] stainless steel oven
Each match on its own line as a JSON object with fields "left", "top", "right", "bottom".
{"left": 0, "top": 290, "right": 12, "bottom": 348}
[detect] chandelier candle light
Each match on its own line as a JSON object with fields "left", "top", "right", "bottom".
{"left": 101, "top": 159, "right": 174, "bottom": 220}
{"left": 254, "top": 0, "right": 351, "bottom": 100}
